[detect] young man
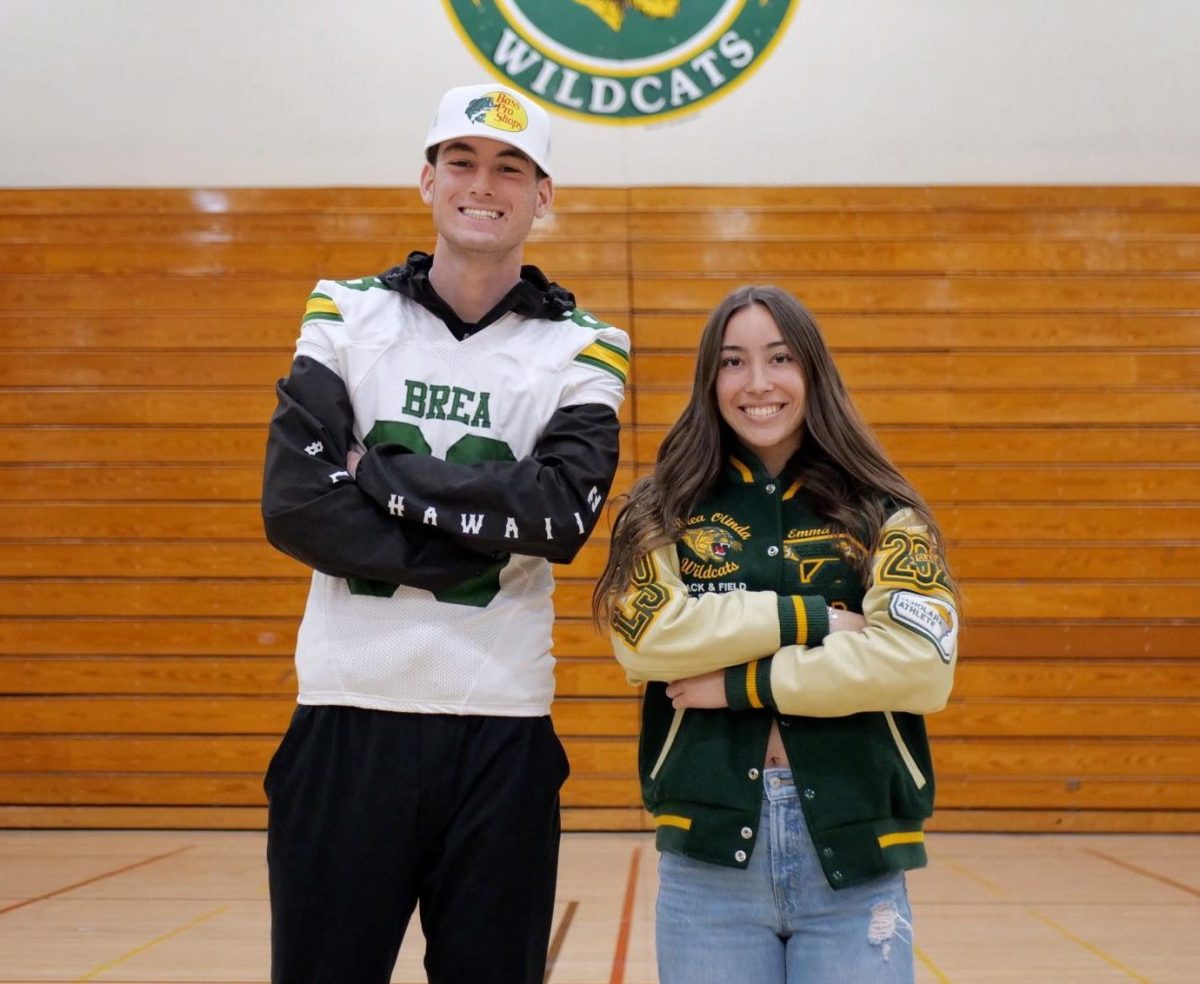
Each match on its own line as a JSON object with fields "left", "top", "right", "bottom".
{"left": 261, "top": 83, "right": 629, "bottom": 984}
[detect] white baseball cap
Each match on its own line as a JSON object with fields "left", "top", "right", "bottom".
{"left": 424, "top": 83, "right": 553, "bottom": 178}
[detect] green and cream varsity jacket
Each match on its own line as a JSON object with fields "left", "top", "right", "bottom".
{"left": 609, "top": 452, "right": 958, "bottom": 888}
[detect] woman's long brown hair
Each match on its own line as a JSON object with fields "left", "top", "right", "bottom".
{"left": 593, "top": 285, "right": 951, "bottom": 626}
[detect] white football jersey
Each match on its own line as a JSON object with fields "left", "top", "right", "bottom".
{"left": 289, "top": 276, "right": 628, "bottom": 716}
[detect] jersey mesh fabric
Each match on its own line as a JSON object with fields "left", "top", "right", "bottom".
{"left": 295, "top": 557, "right": 555, "bottom": 715}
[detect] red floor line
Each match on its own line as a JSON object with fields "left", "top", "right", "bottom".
{"left": 543, "top": 898, "right": 579, "bottom": 984}
{"left": 1085, "top": 847, "right": 1200, "bottom": 899}
{"left": 608, "top": 847, "right": 642, "bottom": 984}
{"left": 0, "top": 845, "right": 193, "bottom": 916}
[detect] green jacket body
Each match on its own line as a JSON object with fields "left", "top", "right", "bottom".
{"left": 610, "top": 452, "right": 958, "bottom": 888}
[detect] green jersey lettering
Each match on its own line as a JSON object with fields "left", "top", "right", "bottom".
{"left": 334, "top": 275, "right": 384, "bottom": 292}
{"left": 401, "top": 379, "right": 491, "bottom": 428}
{"left": 427, "top": 384, "right": 451, "bottom": 421}
{"left": 448, "top": 386, "right": 474, "bottom": 425}
{"left": 470, "top": 391, "right": 492, "bottom": 429}
{"left": 403, "top": 380, "right": 427, "bottom": 418}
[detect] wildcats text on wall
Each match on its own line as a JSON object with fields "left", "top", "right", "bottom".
{"left": 443, "top": 0, "right": 800, "bottom": 123}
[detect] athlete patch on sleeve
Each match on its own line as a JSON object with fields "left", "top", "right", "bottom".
{"left": 888, "top": 591, "right": 958, "bottom": 663}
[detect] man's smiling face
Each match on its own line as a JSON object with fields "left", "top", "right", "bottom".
{"left": 420, "top": 136, "right": 553, "bottom": 262}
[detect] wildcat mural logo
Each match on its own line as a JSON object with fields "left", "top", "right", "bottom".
{"left": 443, "top": 1, "right": 801, "bottom": 123}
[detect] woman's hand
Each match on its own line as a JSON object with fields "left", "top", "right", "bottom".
{"left": 665, "top": 670, "right": 729, "bottom": 709}
{"left": 828, "top": 607, "right": 867, "bottom": 633}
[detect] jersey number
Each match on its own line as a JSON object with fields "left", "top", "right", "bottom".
{"left": 346, "top": 421, "right": 514, "bottom": 608}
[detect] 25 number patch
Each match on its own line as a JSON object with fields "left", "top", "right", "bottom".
{"left": 876, "top": 530, "right": 951, "bottom": 594}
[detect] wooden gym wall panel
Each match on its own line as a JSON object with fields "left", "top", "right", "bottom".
{"left": 0, "top": 186, "right": 1197, "bottom": 833}
{"left": 626, "top": 185, "right": 1200, "bottom": 834}
{"left": 0, "top": 186, "right": 638, "bottom": 832}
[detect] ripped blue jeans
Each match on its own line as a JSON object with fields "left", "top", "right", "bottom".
{"left": 656, "top": 768, "right": 914, "bottom": 984}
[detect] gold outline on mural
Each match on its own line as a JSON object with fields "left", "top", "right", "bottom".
{"left": 441, "top": 0, "right": 804, "bottom": 126}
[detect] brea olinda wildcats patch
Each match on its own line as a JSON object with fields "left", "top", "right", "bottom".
{"left": 443, "top": 0, "right": 801, "bottom": 123}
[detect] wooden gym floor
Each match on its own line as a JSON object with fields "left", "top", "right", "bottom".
{"left": 0, "top": 830, "right": 1196, "bottom": 983}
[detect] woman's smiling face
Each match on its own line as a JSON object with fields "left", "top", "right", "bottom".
{"left": 715, "top": 302, "right": 807, "bottom": 475}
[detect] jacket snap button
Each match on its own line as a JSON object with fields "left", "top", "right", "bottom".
{"left": 767, "top": 545, "right": 779, "bottom": 557}
{"left": 803, "top": 788, "right": 816, "bottom": 800}
{"left": 741, "top": 827, "right": 753, "bottom": 839}
{"left": 747, "top": 768, "right": 760, "bottom": 780}
{"left": 765, "top": 483, "right": 776, "bottom": 494}
{"left": 831, "top": 870, "right": 844, "bottom": 881}
{"left": 735, "top": 850, "right": 747, "bottom": 863}
{"left": 822, "top": 847, "right": 834, "bottom": 858}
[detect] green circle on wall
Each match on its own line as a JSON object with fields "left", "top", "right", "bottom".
{"left": 443, "top": 0, "right": 801, "bottom": 124}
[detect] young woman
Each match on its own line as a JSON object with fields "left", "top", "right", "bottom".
{"left": 595, "top": 286, "right": 958, "bottom": 984}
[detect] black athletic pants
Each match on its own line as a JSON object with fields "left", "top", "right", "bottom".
{"left": 265, "top": 705, "right": 569, "bottom": 984}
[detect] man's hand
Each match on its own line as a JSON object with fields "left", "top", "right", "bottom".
{"left": 665, "top": 670, "right": 728, "bottom": 710}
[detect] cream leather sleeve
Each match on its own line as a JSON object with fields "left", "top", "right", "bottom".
{"left": 766, "top": 508, "right": 958, "bottom": 717}
{"left": 609, "top": 543, "right": 805, "bottom": 684}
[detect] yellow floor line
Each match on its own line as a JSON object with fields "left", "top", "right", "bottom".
{"left": 948, "top": 859, "right": 1150, "bottom": 982}
{"left": 1027, "top": 909, "right": 1151, "bottom": 984}
{"left": 75, "top": 904, "right": 229, "bottom": 982}
{"left": 914, "top": 943, "right": 953, "bottom": 983}
{"left": 946, "top": 859, "right": 1008, "bottom": 899}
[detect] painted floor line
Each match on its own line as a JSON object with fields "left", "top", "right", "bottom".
{"left": 914, "top": 943, "right": 953, "bottom": 983}
{"left": 544, "top": 898, "right": 579, "bottom": 983}
{"left": 1085, "top": 847, "right": 1200, "bottom": 898}
{"left": 945, "top": 859, "right": 1008, "bottom": 899}
{"left": 947, "top": 857, "right": 1151, "bottom": 983}
{"left": 0, "top": 846, "right": 193, "bottom": 917}
{"left": 1027, "top": 908, "right": 1151, "bottom": 984}
{"left": 608, "top": 846, "right": 642, "bottom": 984}
{"left": 74, "top": 903, "right": 229, "bottom": 982}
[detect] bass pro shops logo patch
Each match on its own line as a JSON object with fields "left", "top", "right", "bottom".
{"left": 443, "top": 0, "right": 801, "bottom": 123}
{"left": 465, "top": 90, "right": 530, "bottom": 131}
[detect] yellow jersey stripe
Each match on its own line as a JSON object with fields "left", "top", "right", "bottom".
{"left": 654, "top": 814, "right": 693, "bottom": 831}
{"left": 575, "top": 353, "right": 626, "bottom": 383}
{"left": 729, "top": 457, "right": 753, "bottom": 483}
{"left": 577, "top": 341, "right": 630, "bottom": 376}
{"left": 591, "top": 336, "right": 629, "bottom": 361}
{"left": 303, "top": 294, "right": 344, "bottom": 323}
{"left": 782, "top": 479, "right": 803, "bottom": 501}
{"left": 878, "top": 831, "right": 925, "bottom": 849}
{"left": 745, "top": 660, "right": 763, "bottom": 709}
{"left": 305, "top": 295, "right": 341, "bottom": 315}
